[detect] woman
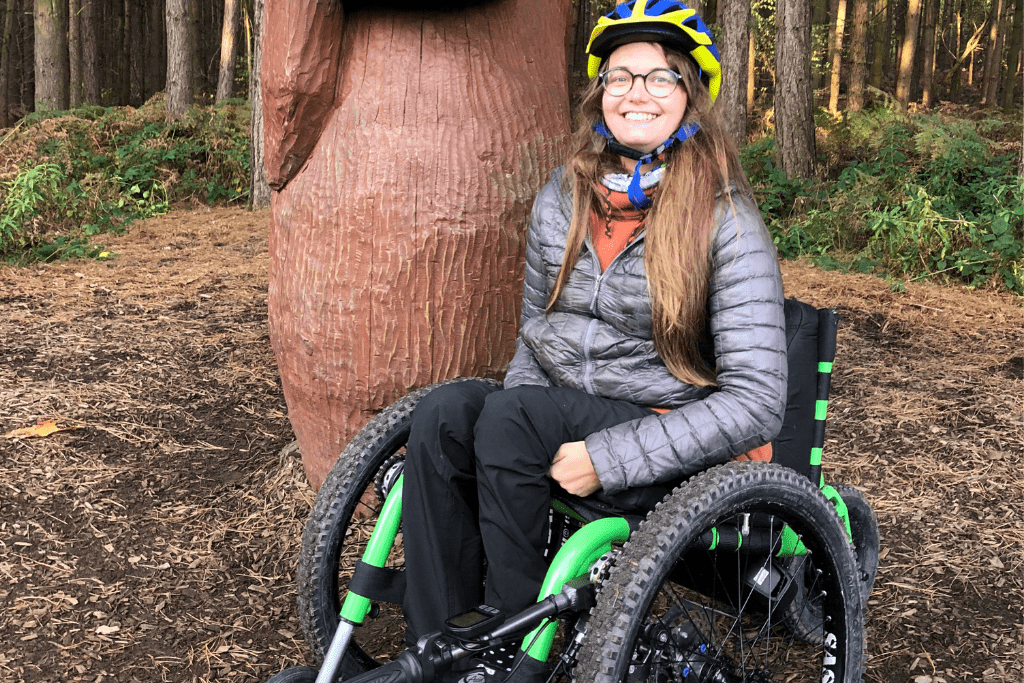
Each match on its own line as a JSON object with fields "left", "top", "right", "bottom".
{"left": 401, "top": 2, "right": 787, "bottom": 680}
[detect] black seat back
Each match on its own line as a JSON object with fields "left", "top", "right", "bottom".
{"left": 772, "top": 299, "right": 838, "bottom": 481}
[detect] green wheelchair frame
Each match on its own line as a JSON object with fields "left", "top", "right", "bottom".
{"left": 272, "top": 302, "right": 879, "bottom": 683}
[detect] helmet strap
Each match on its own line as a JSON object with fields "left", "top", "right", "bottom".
{"left": 594, "top": 120, "right": 701, "bottom": 209}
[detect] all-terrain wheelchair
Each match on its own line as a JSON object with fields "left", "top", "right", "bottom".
{"left": 267, "top": 299, "right": 879, "bottom": 683}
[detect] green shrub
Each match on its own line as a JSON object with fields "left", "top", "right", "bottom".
{"left": 745, "top": 107, "right": 1023, "bottom": 295}
{"left": 0, "top": 98, "right": 250, "bottom": 263}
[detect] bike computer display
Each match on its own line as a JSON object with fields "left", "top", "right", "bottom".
{"left": 443, "top": 604, "right": 504, "bottom": 639}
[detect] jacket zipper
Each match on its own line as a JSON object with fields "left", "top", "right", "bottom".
{"left": 579, "top": 234, "right": 645, "bottom": 395}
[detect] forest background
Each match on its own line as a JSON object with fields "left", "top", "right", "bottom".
{"left": 0, "top": 0, "right": 1020, "bottom": 290}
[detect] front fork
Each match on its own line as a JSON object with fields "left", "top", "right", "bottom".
{"left": 316, "top": 476, "right": 631, "bottom": 683}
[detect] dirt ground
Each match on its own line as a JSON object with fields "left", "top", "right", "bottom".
{"left": 0, "top": 206, "right": 1020, "bottom": 683}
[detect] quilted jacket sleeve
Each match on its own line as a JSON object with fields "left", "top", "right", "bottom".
{"left": 584, "top": 192, "right": 787, "bottom": 494}
{"left": 504, "top": 172, "right": 564, "bottom": 389}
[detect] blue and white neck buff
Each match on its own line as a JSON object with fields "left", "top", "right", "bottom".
{"left": 601, "top": 165, "right": 665, "bottom": 193}
{"left": 594, "top": 120, "right": 701, "bottom": 210}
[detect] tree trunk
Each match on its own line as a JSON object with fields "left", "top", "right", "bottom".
{"left": 775, "top": 0, "right": 816, "bottom": 178}
{"left": 718, "top": 0, "right": 750, "bottom": 144}
{"left": 568, "top": 0, "right": 600, "bottom": 109}
{"left": 165, "top": 0, "right": 192, "bottom": 121}
{"left": 81, "top": 0, "right": 99, "bottom": 103}
{"left": 128, "top": 0, "right": 143, "bottom": 105}
{"left": 935, "top": 0, "right": 954, "bottom": 75}
{"left": 983, "top": 0, "right": 1007, "bottom": 106}
{"left": 19, "top": 0, "right": 33, "bottom": 113}
{"left": 118, "top": 0, "right": 130, "bottom": 105}
{"left": 216, "top": 0, "right": 238, "bottom": 102}
{"left": 34, "top": 0, "right": 68, "bottom": 111}
{"left": 0, "top": 0, "right": 14, "bottom": 125}
{"left": 100, "top": 0, "right": 113, "bottom": 101}
{"left": 144, "top": 0, "right": 164, "bottom": 100}
{"left": 189, "top": 0, "right": 203, "bottom": 97}
{"left": 847, "top": 0, "right": 868, "bottom": 109}
{"left": 248, "top": 0, "right": 268, "bottom": 209}
{"left": 264, "top": 0, "right": 574, "bottom": 488}
{"left": 894, "top": 0, "right": 921, "bottom": 110}
{"left": 747, "top": 29, "right": 755, "bottom": 109}
{"left": 868, "top": 0, "right": 887, "bottom": 88}
{"left": 828, "top": 0, "right": 848, "bottom": 111}
{"left": 1003, "top": 0, "right": 1022, "bottom": 112}
{"left": 68, "top": 0, "right": 81, "bottom": 106}
{"left": 949, "top": 0, "right": 963, "bottom": 100}
{"left": 920, "top": 0, "right": 938, "bottom": 107}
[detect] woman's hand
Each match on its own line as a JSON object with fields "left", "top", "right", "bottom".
{"left": 549, "top": 441, "right": 602, "bottom": 497}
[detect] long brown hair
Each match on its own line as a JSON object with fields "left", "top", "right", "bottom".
{"left": 547, "top": 44, "right": 752, "bottom": 388}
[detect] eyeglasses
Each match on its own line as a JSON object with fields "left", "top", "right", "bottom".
{"left": 599, "top": 67, "right": 682, "bottom": 98}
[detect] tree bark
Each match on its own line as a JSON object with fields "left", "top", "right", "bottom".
{"left": 775, "top": 0, "right": 816, "bottom": 178}
{"left": 248, "top": 0, "right": 268, "bottom": 209}
{"left": 34, "top": 0, "right": 68, "bottom": 111}
{"left": 1003, "top": 0, "right": 1022, "bottom": 112}
{"left": 144, "top": 0, "right": 164, "bottom": 101}
{"left": 827, "top": 0, "right": 848, "bottom": 112}
{"left": 868, "top": 0, "right": 887, "bottom": 88}
{"left": 128, "top": 0, "right": 144, "bottom": 105}
{"left": 718, "top": 0, "right": 750, "bottom": 144}
{"left": 165, "top": 0, "right": 192, "bottom": 121}
{"left": 948, "top": 0, "right": 963, "bottom": 100}
{"left": 981, "top": 0, "right": 1005, "bottom": 106}
{"left": 0, "top": 0, "right": 14, "bottom": 124}
{"left": 80, "top": 0, "right": 99, "bottom": 103}
{"left": 847, "top": 0, "right": 868, "bottom": 109}
{"left": 100, "top": 0, "right": 113, "bottom": 101}
{"left": 894, "top": 0, "right": 921, "bottom": 110}
{"left": 216, "top": 0, "right": 238, "bottom": 102}
{"left": 19, "top": 0, "right": 33, "bottom": 113}
{"left": 920, "top": 0, "right": 938, "bottom": 107}
{"left": 264, "top": 0, "right": 574, "bottom": 488}
{"left": 68, "top": 0, "right": 81, "bottom": 106}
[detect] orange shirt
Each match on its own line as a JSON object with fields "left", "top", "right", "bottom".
{"left": 590, "top": 184, "right": 653, "bottom": 272}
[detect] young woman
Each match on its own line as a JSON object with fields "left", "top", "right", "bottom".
{"left": 401, "top": 2, "right": 787, "bottom": 680}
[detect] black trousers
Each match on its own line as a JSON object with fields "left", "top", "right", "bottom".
{"left": 401, "top": 380, "right": 656, "bottom": 641}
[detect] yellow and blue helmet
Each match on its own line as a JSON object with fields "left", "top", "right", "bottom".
{"left": 586, "top": 0, "right": 722, "bottom": 103}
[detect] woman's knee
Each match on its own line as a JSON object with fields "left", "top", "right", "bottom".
{"left": 474, "top": 386, "right": 563, "bottom": 464}
{"left": 412, "top": 380, "right": 494, "bottom": 431}
{"left": 407, "top": 380, "right": 499, "bottom": 470}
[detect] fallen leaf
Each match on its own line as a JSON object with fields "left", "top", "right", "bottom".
{"left": 3, "top": 420, "right": 73, "bottom": 439}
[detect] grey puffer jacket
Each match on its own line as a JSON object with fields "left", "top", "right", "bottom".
{"left": 504, "top": 167, "right": 787, "bottom": 495}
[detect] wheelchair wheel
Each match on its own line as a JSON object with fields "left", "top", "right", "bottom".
{"left": 834, "top": 483, "right": 879, "bottom": 608}
{"left": 782, "top": 482, "right": 879, "bottom": 644}
{"left": 264, "top": 666, "right": 320, "bottom": 683}
{"left": 296, "top": 378, "right": 489, "bottom": 672}
{"left": 576, "top": 462, "right": 865, "bottom": 683}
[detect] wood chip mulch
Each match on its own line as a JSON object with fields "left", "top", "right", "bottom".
{"left": 0, "top": 208, "right": 1020, "bottom": 683}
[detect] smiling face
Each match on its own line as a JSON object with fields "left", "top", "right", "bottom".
{"left": 601, "top": 42, "right": 688, "bottom": 170}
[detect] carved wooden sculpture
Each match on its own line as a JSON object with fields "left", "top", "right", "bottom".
{"left": 263, "top": 0, "right": 572, "bottom": 488}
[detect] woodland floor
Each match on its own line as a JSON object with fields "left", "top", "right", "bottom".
{"left": 0, "top": 207, "right": 1021, "bottom": 683}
